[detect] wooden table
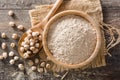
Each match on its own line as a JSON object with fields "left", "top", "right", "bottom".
{"left": 0, "top": 0, "right": 120, "bottom": 80}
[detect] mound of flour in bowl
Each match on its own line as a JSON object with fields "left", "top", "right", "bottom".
{"left": 47, "top": 15, "right": 97, "bottom": 64}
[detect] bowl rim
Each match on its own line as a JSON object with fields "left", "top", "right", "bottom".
{"left": 43, "top": 10, "right": 102, "bottom": 69}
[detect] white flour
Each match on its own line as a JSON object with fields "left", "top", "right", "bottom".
{"left": 47, "top": 15, "right": 96, "bottom": 64}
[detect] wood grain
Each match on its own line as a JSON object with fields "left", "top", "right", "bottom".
{"left": 0, "top": 0, "right": 119, "bottom": 80}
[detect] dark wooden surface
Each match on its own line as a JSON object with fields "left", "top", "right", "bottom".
{"left": 0, "top": 0, "right": 120, "bottom": 80}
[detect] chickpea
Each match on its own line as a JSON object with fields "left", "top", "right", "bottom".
{"left": 14, "top": 56, "right": 19, "bottom": 61}
{"left": 23, "top": 53, "right": 29, "bottom": 59}
{"left": 34, "top": 58, "right": 39, "bottom": 64}
{"left": 28, "top": 60, "right": 34, "bottom": 66}
{"left": 46, "top": 63, "right": 50, "bottom": 69}
{"left": 8, "top": 10, "right": 14, "bottom": 16}
{"left": 12, "top": 33, "right": 18, "bottom": 39}
{"left": 17, "top": 25, "right": 24, "bottom": 30}
{"left": 1, "top": 33, "right": 7, "bottom": 38}
{"left": 26, "top": 51, "right": 31, "bottom": 55}
{"left": 27, "top": 30, "right": 32, "bottom": 34}
{"left": 18, "top": 64, "right": 24, "bottom": 70}
{"left": 37, "top": 68, "right": 44, "bottom": 73}
{"left": 31, "top": 66, "right": 37, "bottom": 71}
{"left": 9, "top": 21, "right": 15, "bottom": 27}
{"left": 10, "top": 43, "right": 16, "bottom": 48}
{"left": 35, "top": 43, "right": 39, "bottom": 48}
{"left": 30, "top": 46, "right": 35, "bottom": 51}
{"left": 20, "top": 47, "right": 24, "bottom": 52}
{"left": 2, "top": 52, "right": 8, "bottom": 59}
{"left": 9, "top": 59, "right": 15, "bottom": 65}
{"left": 40, "top": 62, "right": 46, "bottom": 67}
{"left": 1, "top": 42, "right": 7, "bottom": 49}
{"left": 9, "top": 51, "right": 14, "bottom": 57}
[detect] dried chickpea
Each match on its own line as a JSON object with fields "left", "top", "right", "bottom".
{"left": 1, "top": 42, "right": 7, "bottom": 49}
{"left": 23, "top": 53, "right": 29, "bottom": 59}
{"left": 40, "top": 62, "right": 45, "bottom": 67}
{"left": 18, "top": 64, "right": 24, "bottom": 70}
{"left": 1, "top": 33, "right": 7, "bottom": 38}
{"left": 8, "top": 10, "right": 14, "bottom": 16}
{"left": 35, "top": 43, "right": 39, "bottom": 48}
{"left": 28, "top": 60, "right": 34, "bottom": 66}
{"left": 9, "top": 51, "right": 14, "bottom": 57}
{"left": 34, "top": 58, "right": 39, "bottom": 64}
{"left": 10, "top": 43, "right": 15, "bottom": 48}
{"left": 46, "top": 63, "right": 50, "bottom": 69}
{"left": 20, "top": 47, "right": 24, "bottom": 52}
{"left": 9, "top": 21, "right": 15, "bottom": 27}
{"left": 21, "top": 42, "right": 25, "bottom": 46}
{"left": 37, "top": 68, "right": 44, "bottom": 73}
{"left": 9, "top": 59, "right": 15, "bottom": 65}
{"left": 17, "top": 25, "right": 24, "bottom": 30}
{"left": 32, "top": 32, "right": 38, "bottom": 37}
{"left": 12, "top": 33, "right": 18, "bottom": 39}
{"left": 27, "top": 30, "right": 32, "bottom": 34}
{"left": 26, "top": 51, "right": 31, "bottom": 55}
{"left": 31, "top": 66, "right": 37, "bottom": 71}
{"left": 2, "top": 52, "right": 8, "bottom": 59}
{"left": 14, "top": 56, "right": 19, "bottom": 61}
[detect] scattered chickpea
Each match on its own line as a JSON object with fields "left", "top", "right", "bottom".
{"left": 8, "top": 10, "right": 14, "bottom": 16}
{"left": 1, "top": 42, "right": 7, "bottom": 49}
{"left": 34, "top": 58, "right": 39, "bottom": 64}
{"left": 28, "top": 60, "right": 34, "bottom": 66}
{"left": 40, "top": 62, "right": 46, "bottom": 67}
{"left": 9, "top": 21, "right": 15, "bottom": 27}
{"left": 1, "top": 33, "right": 7, "bottom": 38}
{"left": 0, "top": 55, "right": 4, "bottom": 60}
{"left": 17, "top": 25, "right": 24, "bottom": 30}
{"left": 31, "top": 66, "right": 37, "bottom": 71}
{"left": 37, "top": 68, "right": 44, "bottom": 73}
{"left": 46, "top": 63, "right": 51, "bottom": 69}
{"left": 9, "top": 51, "right": 14, "bottom": 57}
{"left": 9, "top": 59, "right": 15, "bottom": 65}
{"left": 14, "top": 56, "right": 19, "bottom": 61}
{"left": 2, "top": 52, "right": 8, "bottom": 59}
{"left": 10, "top": 43, "right": 16, "bottom": 48}
{"left": 18, "top": 64, "right": 24, "bottom": 70}
{"left": 12, "top": 33, "right": 18, "bottom": 39}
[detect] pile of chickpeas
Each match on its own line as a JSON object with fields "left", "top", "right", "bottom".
{"left": 20, "top": 30, "right": 42, "bottom": 58}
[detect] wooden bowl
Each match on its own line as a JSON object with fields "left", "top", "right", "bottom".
{"left": 43, "top": 10, "right": 102, "bottom": 69}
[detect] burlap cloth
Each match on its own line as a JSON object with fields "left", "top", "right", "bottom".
{"left": 29, "top": 0, "right": 108, "bottom": 72}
